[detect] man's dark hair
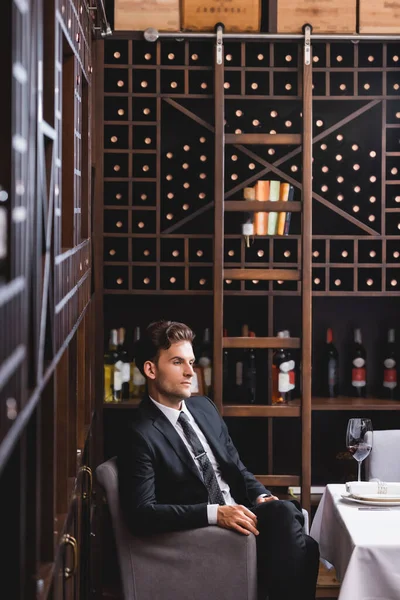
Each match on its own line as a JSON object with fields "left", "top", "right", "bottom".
{"left": 136, "top": 320, "right": 195, "bottom": 376}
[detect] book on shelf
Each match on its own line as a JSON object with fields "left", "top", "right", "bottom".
{"left": 241, "top": 180, "right": 295, "bottom": 237}
{"left": 267, "top": 180, "right": 280, "bottom": 235}
{"left": 283, "top": 185, "right": 295, "bottom": 235}
{"left": 254, "top": 180, "right": 269, "bottom": 235}
{"left": 277, "top": 182, "right": 291, "bottom": 235}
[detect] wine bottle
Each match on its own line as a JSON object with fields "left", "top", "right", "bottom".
{"left": 117, "top": 327, "right": 130, "bottom": 400}
{"left": 351, "top": 328, "right": 367, "bottom": 398}
{"left": 104, "top": 329, "right": 118, "bottom": 402}
{"left": 131, "top": 326, "right": 146, "bottom": 398}
{"left": 283, "top": 330, "right": 296, "bottom": 396}
{"left": 244, "top": 331, "right": 257, "bottom": 404}
{"left": 198, "top": 327, "right": 212, "bottom": 396}
{"left": 242, "top": 187, "right": 255, "bottom": 247}
{"left": 272, "top": 331, "right": 295, "bottom": 404}
{"left": 323, "top": 327, "right": 339, "bottom": 397}
{"left": 383, "top": 328, "right": 397, "bottom": 400}
{"left": 233, "top": 324, "right": 248, "bottom": 403}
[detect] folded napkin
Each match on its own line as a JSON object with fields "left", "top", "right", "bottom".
{"left": 346, "top": 481, "right": 400, "bottom": 497}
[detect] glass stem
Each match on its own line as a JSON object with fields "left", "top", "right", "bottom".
{"left": 357, "top": 460, "right": 362, "bottom": 482}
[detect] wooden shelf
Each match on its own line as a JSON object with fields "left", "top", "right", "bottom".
{"left": 223, "top": 336, "right": 301, "bottom": 349}
{"left": 101, "top": 397, "right": 400, "bottom": 412}
{"left": 223, "top": 402, "right": 300, "bottom": 417}
{"left": 103, "top": 398, "right": 142, "bottom": 408}
{"left": 224, "top": 397, "right": 400, "bottom": 414}
{"left": 256, "top": 475, "right": 300, "bottom": 487}
{"left": 225, "top": 200, "right": 302, "bottom": 212}
{"left": 312, "top": 396, "right": 400, "bottom": 410}
{"left": 224, "top": 268, "right": 300, "bottom": 281}
{"left": 104, "top": 400, "right": 302, "bottom": 415}
{"left": 225, "top": 133, "right": 301, "bottom": 145}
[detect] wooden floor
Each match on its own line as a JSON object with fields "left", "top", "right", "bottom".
{"left": 316, "top": 562, "right": 340, "bottom": 598}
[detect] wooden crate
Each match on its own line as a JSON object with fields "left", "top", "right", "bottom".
{"left": 359, "top": 0, "right": 400, "bottom": 33}
{"left": 181, "top": 0, "right": 260, "bottom": 32}
{"left": 114, "top": 0, "right": 180, "bottom": 32}
{"left": 277, "top": 0, "right": 357, "bottom": 33}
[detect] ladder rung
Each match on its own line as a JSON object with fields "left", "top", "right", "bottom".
{"left": 223, "top": 337, "right": 300, "bottom": 349}
{"left": 225, "top": 200, "right": 302, "bottom": 212}
{"left": 255, "top": 475, "right": 300, "bottom": 486}
{"left": 224, "top": 268, "right": 300, "bottom": 281}
{"left": 225, "top": 133, "right": 301, "bottom": 145}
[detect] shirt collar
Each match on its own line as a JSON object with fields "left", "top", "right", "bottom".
{"left": 149, "top": 396, "right": 189, "bottom": 427}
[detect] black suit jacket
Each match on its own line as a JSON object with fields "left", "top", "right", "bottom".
{"left": 118, "top": 395, "right": 270, "bottom": 535}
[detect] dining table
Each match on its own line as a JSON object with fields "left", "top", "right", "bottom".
{"left": 310, "top": 483, "right": 400, "bottom": 600}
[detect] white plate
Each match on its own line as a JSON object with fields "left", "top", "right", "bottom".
{"left": 341, "top": 494, "right": 400, "bottom": 506}
{"left": 352, "top": 493, "right": 400, "bottom": 501}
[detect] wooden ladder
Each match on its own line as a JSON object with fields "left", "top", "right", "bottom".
{"left": 211, "top": 25, "right": 313, "bottom": 516}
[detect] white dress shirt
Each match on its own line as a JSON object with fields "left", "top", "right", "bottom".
{"left": 149, "top": 397, "right": 265, "bottom": 524}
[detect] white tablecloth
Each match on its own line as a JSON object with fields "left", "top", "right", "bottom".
{"left": 310, "top": 484, "right": 400, "bottom": 600}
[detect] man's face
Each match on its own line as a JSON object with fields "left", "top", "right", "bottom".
{"left": 145, "top": 341, "right": 195, "bottom": 401}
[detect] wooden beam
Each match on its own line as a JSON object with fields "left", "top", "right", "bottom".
{"left": 256, "top": 475, "right": 300, "bottom": 486}
{"left": 226, "top": 133, "right": 301, "bottom": 145}
{"left": 225, "top": 200, "right": 302, "bottom": 212}
{"left": 164, "top": 98, "right": 214, "bottom": 133}
{"left": 224, "top": 268, "right": 300, "bottom": 281}
{"left": 223, "top": 337, "right": 300, "bottom": 349}
{"left": 301, "top": 25, "right": 313, "bottom": 517}
{"left": 212, "top": 30, "right": 225, "bottom": 413}
{"left": 223, "top": 403, "right": 300, "bottom": 417}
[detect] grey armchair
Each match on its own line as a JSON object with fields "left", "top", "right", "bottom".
{"left": 96, "top": 457, "right": 258, "bottom": 600}
{"left": 365, "top": 429, "right": 400, "bottom": 481}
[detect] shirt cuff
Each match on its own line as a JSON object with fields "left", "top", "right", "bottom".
{"left": 256, "top": 493, "right": 271, "bottom": 501}
{"left": 207, "top": 504, "right": 219, "bottom": 525}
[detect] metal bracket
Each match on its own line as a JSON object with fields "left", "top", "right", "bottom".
{"left": 304, "top": 24, "right": 311, "bottom": 66}
{"left": 216, "top": 25, "right": 223, "bottom": 65}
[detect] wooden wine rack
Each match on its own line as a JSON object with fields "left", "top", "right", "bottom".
{"left": 102, "top": 37, "right": 400, "bottom": 297}
{"left": 100, "top": 32, "right": 400, "bottom": 519}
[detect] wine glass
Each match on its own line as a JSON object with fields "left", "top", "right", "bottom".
{"left": 346, "top": 418, "right": 373, "bottom": 482}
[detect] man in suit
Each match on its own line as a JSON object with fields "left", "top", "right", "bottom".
{"left": 118, "top": 320, "right": 319, "bottom": 600}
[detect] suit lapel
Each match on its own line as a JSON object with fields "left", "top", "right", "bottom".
{"left": 140, "top": 397, "right": 204, "bottom": 483}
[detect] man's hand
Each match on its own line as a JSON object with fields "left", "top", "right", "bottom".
{"left": 256, "top": 494, "right": 279, "bottom": 505}
{"left": 217, "top": 505, "right": 259, "bottom": 536}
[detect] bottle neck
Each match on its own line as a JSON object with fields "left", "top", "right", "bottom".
{"left": 110, "top": 329, "right": 118, "bottom": 350}
{"left": 117, "top": 328, "right": 126, "bottom": 348}
{"left": 203, "top": 328, "right": 211, "bottom": 344}
{"left": 276, "top": 331, "right": 285, "bottom": 352}
{"left": 354, "top": 328, "right": 362, "bottom": 345}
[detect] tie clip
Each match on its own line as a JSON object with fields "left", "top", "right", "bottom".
{"left": 194, "top": 452, "right": 206, "bottom": 460}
